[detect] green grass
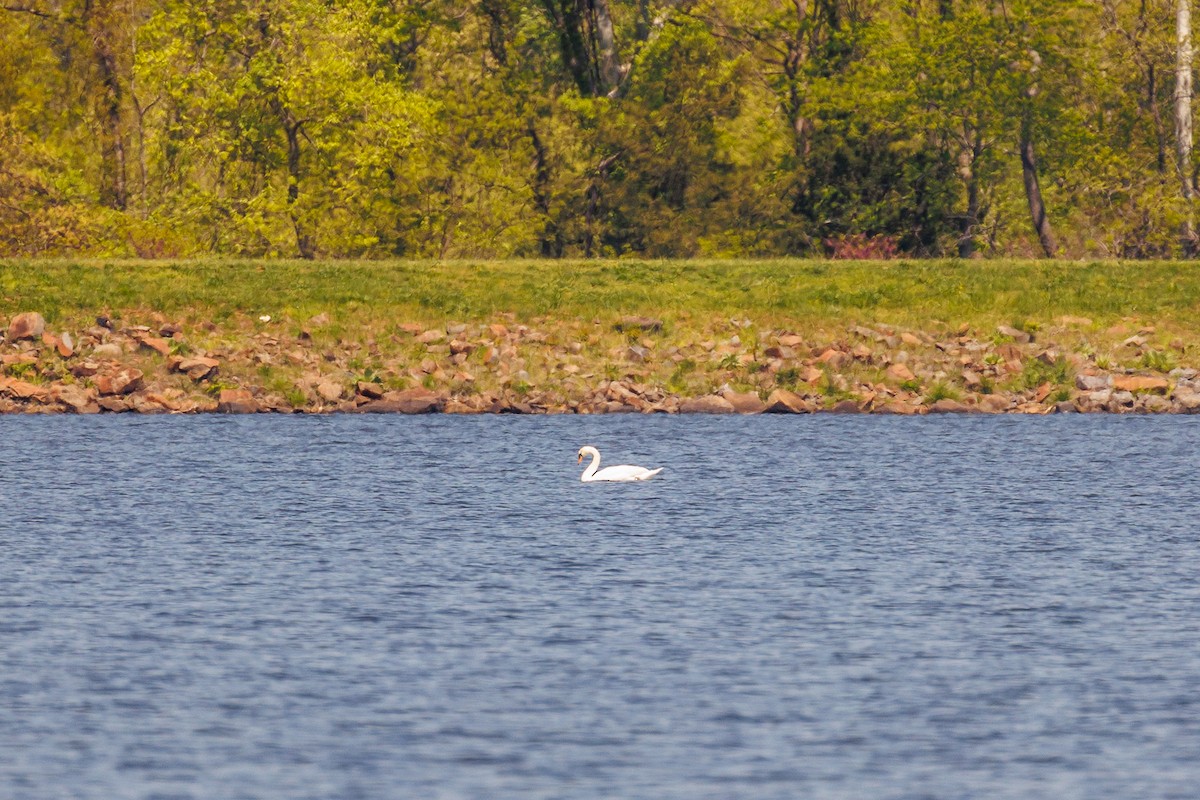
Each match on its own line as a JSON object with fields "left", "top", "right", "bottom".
{"left": 2, "top": 258, "right": 1200, "bottom": 336}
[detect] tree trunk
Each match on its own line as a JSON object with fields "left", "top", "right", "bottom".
{"left": 592, "top": 0, "right": 620, "bottom": 94}
{"left": 1020, "top": 134, "right": 1057, "bottom": 257}
{"left": 541, "top": 0, "right": 597, "bottom": 96}
{"left": 528, "top": 122, "right": 563, "bottom": 257}
{"left": 956, "top": 143, "right": 980, "bottom": 258}
{"left": 1176, "top": 0, "right": 1197, "bottom": 254}
{"left": 85, "top": 4, "right": 128, "bottom": 211}
{"left": 284, "top": 120, "right": 315, "bottom": 259}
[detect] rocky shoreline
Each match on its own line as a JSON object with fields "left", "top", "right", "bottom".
{"left": 1, "top": 311, "right": 1197, "bottom": 415}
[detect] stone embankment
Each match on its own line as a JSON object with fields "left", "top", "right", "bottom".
{"left": 1, "top": 311, "right": 1197, "bottom": 415}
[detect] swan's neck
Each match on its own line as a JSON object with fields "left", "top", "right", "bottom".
{"left": 582, "top": 451, "right": 600, "bottom": 481}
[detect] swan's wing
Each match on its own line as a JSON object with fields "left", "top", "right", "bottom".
{"left": 593, "top": 464, "right": 661, "bottom": 482}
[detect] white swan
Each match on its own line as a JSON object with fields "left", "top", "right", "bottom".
{"left": 577, "top": 446, "right": 662, "bottom": 482}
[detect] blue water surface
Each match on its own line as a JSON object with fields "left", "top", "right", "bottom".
{"left": 1, "top": 414, "right": 1198, "bottom": 799}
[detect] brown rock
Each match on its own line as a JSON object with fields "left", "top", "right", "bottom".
{"left": 367, "top": 387, "right": 446, "bottom": 414}
{"left": 1173, "top": 389, "right": 1200, "bottom": 412}
{"left": 679, "top": 395, "right": 736, "bottom": 414}
{"left": 7, "top": 312, "right": 46, "bottom": 341}
{"left": 978, "top": 394, "right": 1011, "bottom": 413}
{"left": 0, "top": 377, "right": 49, "bottom": 401}
{"left": 615, "top": 316, "right": 663, "bottom": 333}
{"left": 997, "top": 325, "right": 1031, "bottom": 344}
{"left": 57, "top": 332, "right": 74, "bottom": 358}
{"left": 96, "top": 396, "right": 130, "bottom": 413}
{"left": 315, "top": 380, "right": 344, "bottom": 402}
{"left": 778, "top": 333, "right": 805, "bottom": 348}
{"left": 51, "top": 383, "right": 98, "bottom": 413}
{"left": 764, "top": 388, "right": 810, "bottom": 413}
{"left": 356, "top": 381, "right": 385, "bottom": 399}
{"left": 138, "top": 336, "right": 171, "bottom": 356}
{"left": 886, "top": 363, "right": 916, "bottom": 383}
{"left": 70, "top": 361, "right": 100, "bottom": 378}
{"left": 1112, "top": 375, "right": 1170, "bottom": 394}
{"left": 816, "top": 348, "right": 851, "bottom": 369}
{"left": 900, "top": 332, "right": 923, "bottom": 347}
{"left": 876, "top": 400, "right": 918, "bottom": 415}
{"left": 94, "top": 368, "right": 144, "bottom": 396}
{"left": 175, "top": 356, "right": 220, "bottom": 381}
{"left": 217, "top": 388, "right": 259, "bottom": 414}
{"left": 417, "top": 329, "right": 445, "bottom": 344}
{"left": 828, "top": 399, "right": 860, "bottom": 414}
{"left": 928, "top": 398, "right": 970, "bottom": 413}
{"left": 721, "top": 390, "right": 767, "bottom": 414}
{"left": 961, "top": 370, "right": 982, "bottom": 390}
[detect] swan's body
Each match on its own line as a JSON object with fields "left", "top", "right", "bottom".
{"left": 577, "top": 446, "right": 662, "bottom": 483}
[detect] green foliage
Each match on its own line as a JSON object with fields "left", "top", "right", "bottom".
{"left": 925, "top": 382, "right": 960, "bottom": 403}
{"left": 1016, "top": 355, "right": 1073, "bottom": 391}
{"left": 0, "top": 0, "right": 1193, "bottom": 258}
{"left": 1140, "top": 349, "right": 1177, "bottom": 372}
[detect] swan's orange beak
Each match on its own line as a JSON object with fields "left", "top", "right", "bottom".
{"left": 577, "top": 453, "right": 583, "bottom": 463}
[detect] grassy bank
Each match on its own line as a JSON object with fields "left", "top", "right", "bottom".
{"left": 0, "top": 259, "right": 1198, "bottom": 414}
{"left": 3, "top": 258, "right": 1200, "bottom": 333}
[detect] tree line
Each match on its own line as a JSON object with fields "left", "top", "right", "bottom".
{"left": 2, "top": 0, "right": 1199, "bottom": 259}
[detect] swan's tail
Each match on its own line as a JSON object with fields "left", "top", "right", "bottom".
{"left": 636, "top": 468, "right": 663, "bottom": 480}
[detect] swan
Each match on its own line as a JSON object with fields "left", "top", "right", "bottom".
{"left": 577, "top": 446, "right": 662, "bottom": 482}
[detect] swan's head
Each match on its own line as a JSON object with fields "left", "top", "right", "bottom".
{"left": 577, "top": 445, "right": 598, "bottom": 464}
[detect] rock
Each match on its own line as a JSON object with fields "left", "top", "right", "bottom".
{"left": 96, "top": 396, "right": 130, "bottom": 413}
{"left": 778, "top": 333, "right": 805, "bottom": 348}
{"left": 217, "top": 388, "right": 259, "bottom": 413}
{"left": 315, "top": 380, "right": 344, "bottom": 402}
{"left": 961, "top": 369, "right": 982, "bottom": 389}
{"left": 1140, "top": 395, "right": 1172, "bottom": 413}
{"left": 928, "top": 398, "right": 970, "bottom": 413}
{"left": 92, "top": 343, "right": 123, "bottom": 358}
{"left": 0, "top": 377, "right": 49, "bottom": 402}
{"left": 94, "top": 368, "right": 144, "bottom": 396}
{"left": 70, "top": 361, "right": 100, "bottom": 378}
{"left": 679, "top": 395, "right": 736, "bottom": 414}
{"left": 997, "top": 325, "right": 1031, "bottom": 344}
{"left": 7, "top": 312, "right": 46, "bottom": 341}
{"left": 615, "top": 316, "right": 663, "bottom": 333}
{"left": 978, "top": 394, "right": 1011, "bottom": 413}
{"left": 175, "top": 356, "right": 220, "bottom": 381}
{"left": 827, "top": 399, "right": 860, "bottom": 414}
{"left": 358, "top": 387, "right": 445, "bottom": 414}
{"left": 159, "top": 323, "right": 183, "bottom": 337}
{"left": 356, "top": 381, "right": 385, "bottom": 399}
{"left": 877, "top": 400, "right": 918, "bottom": 415}
{"left": 418, "top": 329, "right": 445, "bottom": 344}
{"left": 138, "top": 336, "right": 171, "bottom": 356}
{"left": 887, "top": 363, "right": 916, "bottom": 383}
{"left": 900, "top": 332, "right": 923, "bottom": 346}
{"left": 1054, "top": 400, "right": 1079, "bottom": 414}
{"left": 1173, "top": 389, "right": 1200, "bottom": 412}
{"left": 625, "top": 344, "right": 650, "bottom": 363}
{"left": 57, "top": 332, "right": 74, "bottom": 358}
{"left": 764, "top": 388, "right": 810, "bottom": 413}
{"left": 1075, "top": 373, "right": 1111, "bottom": 391}
{"left": 816, "top": 348, "right": 851, "bottom": 369}
{"left": 51, "top": 384, "right": 98, "bottom": 413}
{"left": 1112, "top": 375, "right": 1169, "bottom": 394}
{"left": 721, "top": 390, "right": 766, "bottom": 414}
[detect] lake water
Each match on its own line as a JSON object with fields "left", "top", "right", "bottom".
{"left": 1, "top": 414, "right": 1198, "bottom": 799}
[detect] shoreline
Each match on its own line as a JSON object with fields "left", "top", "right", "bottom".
{"left": 2, "top": 310, "right": 1197, "bottom": 416}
